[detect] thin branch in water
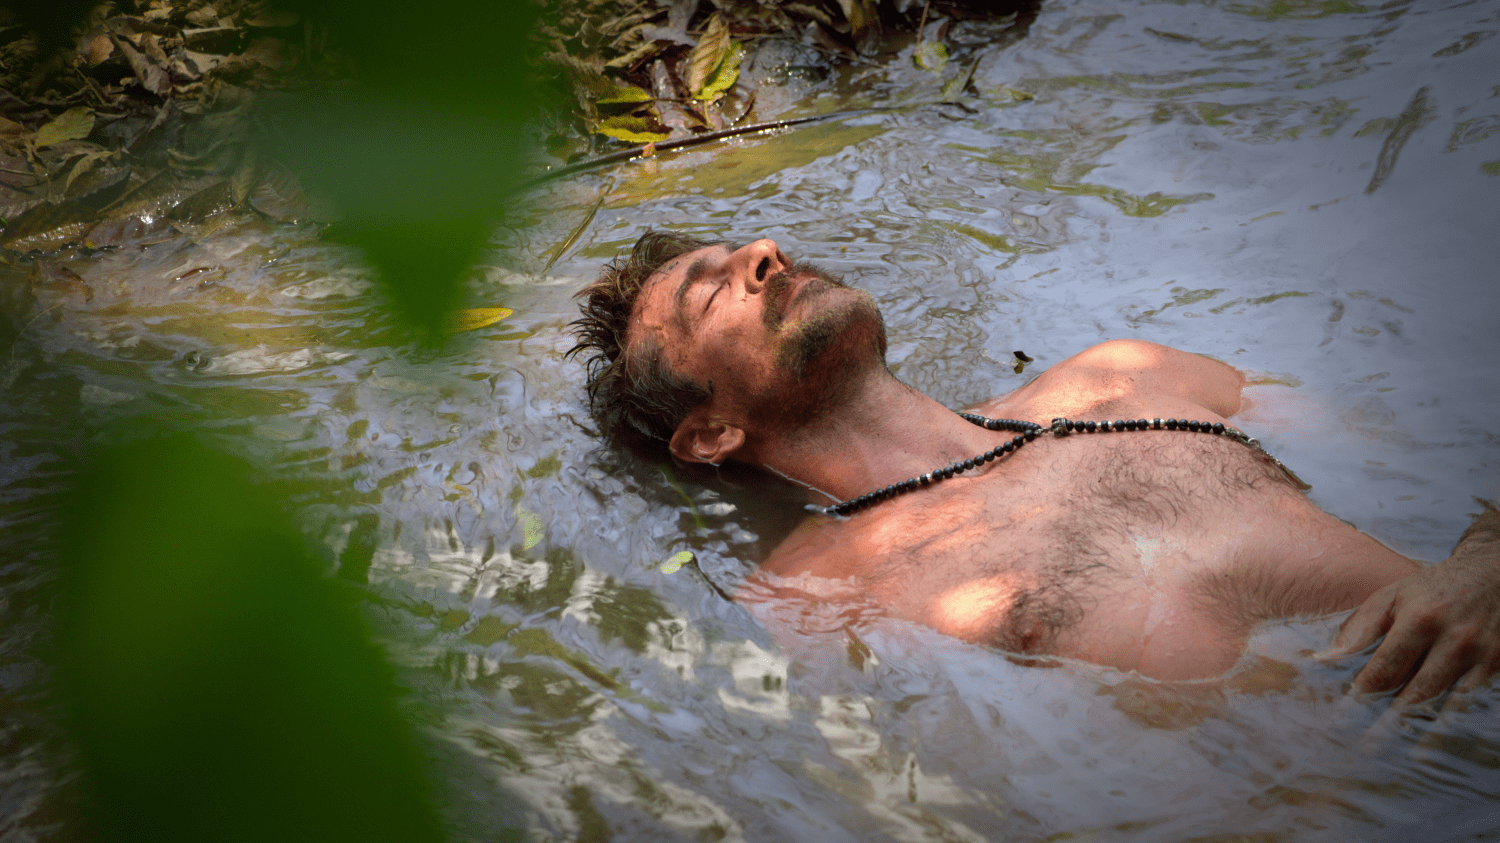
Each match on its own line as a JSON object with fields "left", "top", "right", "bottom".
{"left": 541, "top": 183, "right": 609, "bottom": 274}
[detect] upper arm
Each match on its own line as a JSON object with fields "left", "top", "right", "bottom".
{"left": 1047, "top": 339, "right": 1245, "bottom": 418}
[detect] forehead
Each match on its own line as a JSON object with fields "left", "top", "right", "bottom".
{"left": 628, "top": 244, "right": 728, "bottom": 345}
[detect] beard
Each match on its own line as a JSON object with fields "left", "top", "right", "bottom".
{"left": 750, "top": 261, "right": 887, "bottom": 425}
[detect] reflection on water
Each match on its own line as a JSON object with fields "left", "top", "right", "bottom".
{"left": 5, "top": 0, "right": 1500, "bottom": 839}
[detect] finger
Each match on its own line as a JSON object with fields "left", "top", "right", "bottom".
{"left": 1320, "top": 591, "right": 1396, "bottom": 659}
{"left": 1395, "top": 642, "right": 1470, "bottom": 705}
{"left": 1439, "top": 674, "right": 1481, "bottom": 718}
{"left": 1454, "top": 655, "right": 1500, "bottom": 695}
{"left": 1351, "top": 621, "right": 1431, "bottom": 694}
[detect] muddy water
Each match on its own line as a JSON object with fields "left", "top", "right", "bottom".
{"left": 5, "top": 0, "right": 1500, "bottom": 840}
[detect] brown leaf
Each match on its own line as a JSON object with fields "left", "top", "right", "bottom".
{"left": 721, "top": 86, "right": 756, "bottom": 126}
{"left": 182, "top": 50, "right": 230, "bottom": 76}
{"left": 62, "top": 151, "right": 114, "bottom": 195}
{"left": 2, "top": 201, "right": 98, "bottom": 252}
{"left": 82, "top": 214, "right": 176, "bottom": 249}
{"left": 242, "top": 38, "right": 287, "bottom": 70}
{"left": 38, "top": 262, "right": 94, "bottom": 301}
{"left": 247, "top": 11, "right": 299, "bottom": 28}
{"left": 112, "top": 35, "right": 171, "bottom": 95}
{"left": 603, "top": 39, "right": 660, "bottom": 71}
{"left": 186, "top": 6, "right": 219, "bottom": 26}
{"left": 99, "top": 168, "right": 178, "bottom": 218}
{"left": 59, "top": 162, "right": 131, "bottom": 206}
{"left": 835, "top": 0, "right": 881, "bottom": 54}
{"left": 139, "top": 32, "right": 169, "bottom": 65}
{"left": 650, "top": 59, "right": 680, "bottom": 100}
{"left": 248, "top": 164, "right": 319, "bottom": 222}
{"left": 167, "top": 180, "right": 234, "bottom": 223}
{"left": 686, "top": 13, "right": 730, "bottom": 97}
{"left": 81, "top": 34, "right": 115, "bottom": 66}
{"left": 230, "top": 148, "right": 257, "bottom": 204}
{"left": 785, "top": 3, "right": 835, "bottom": 27}
{"left": 804, "top": 21, "right": 856, "bottom": 60}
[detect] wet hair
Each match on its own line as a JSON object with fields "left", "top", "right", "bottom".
{"left": 567, "top": 230, "right": 724, "bottom": 454}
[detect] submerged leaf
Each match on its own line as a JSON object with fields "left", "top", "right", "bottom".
{"left": 914, "top": 40, "right": 949, "bottom": 72}
{"left": 660, "top": 550, "right": 694, "bottom": 574}
{"left": 447, "top": 307, "right": 513, "bottom": 333}
{"left": 941, "top": 56, "right": 983, "bottom": 103}
{"left": 36, "top": 108, "right": 96, "bottom": 148}
{"left": 517, "top": 507, "right": 543, "bottom": 550}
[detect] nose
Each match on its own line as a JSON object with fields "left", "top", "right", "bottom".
{"left": 727, "top": 239, "right": 788, "bottom": 295}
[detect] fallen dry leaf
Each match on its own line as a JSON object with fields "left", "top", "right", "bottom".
{"left": 36, "top": 108, "right": 96, "bottom": 149}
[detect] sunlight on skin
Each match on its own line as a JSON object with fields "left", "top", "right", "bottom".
{"left": 929, "top": 577, "right": 1027, "bottom": 641}
{"left": 991, "top": 340, "right": 1246, "bottom": 422}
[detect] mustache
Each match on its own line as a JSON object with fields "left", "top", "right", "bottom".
{"left": 763, "top": 262, "right": 847, "bottom": 327}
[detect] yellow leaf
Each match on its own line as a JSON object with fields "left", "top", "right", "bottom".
{"left": 695, "top": 42, "right": 743, "bottom": 102}
{"left": 595, "top": 114, "right": 669, "bottom": 143}
{"left": 596, "top": 84, "right": 653, "bottom": 107}
{"left": 36, "top": 107, "right": 95, "bottom": 148}
{"left": 660, "top": 550, "right": 694, "bottom": 574}
{"left": 447, "top": 307, "right": 513, "bottom": 333}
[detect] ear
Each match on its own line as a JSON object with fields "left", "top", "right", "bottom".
{"left": 669, "top": 408, "right": 746, "bottom": 466}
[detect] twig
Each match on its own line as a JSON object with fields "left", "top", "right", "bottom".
{"left": 541, "top": 184, "right": 608, "bottom": 274}
{"left": 524, "top": 103, "right": 913, "bottom": 188}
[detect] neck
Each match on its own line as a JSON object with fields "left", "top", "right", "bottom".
{"left": 745, "top": 371, "right": 1003, "bottom": 506}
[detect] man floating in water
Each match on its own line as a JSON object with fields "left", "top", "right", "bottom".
{"left": 568, "top": 231, "right": 1500, "bottom": 702}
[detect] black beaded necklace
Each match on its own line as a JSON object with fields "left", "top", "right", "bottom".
{"left": 816, "top": 412, "right": 1306, "bottom": 518}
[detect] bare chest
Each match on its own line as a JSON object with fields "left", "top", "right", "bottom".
{"left": 770, "top": 431, "right": 1331, "bottom": 677}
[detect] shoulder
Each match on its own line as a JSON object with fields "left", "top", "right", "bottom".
{"left": 1062, "top": 338, "right": 1229, "bottom": 375}
{"left": 989, "top": 339, "right": 1245, "bottom": 419}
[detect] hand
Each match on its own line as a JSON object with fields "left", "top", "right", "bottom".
{"left": 1323, "top": 523, "right": 1500, "bottom": 703}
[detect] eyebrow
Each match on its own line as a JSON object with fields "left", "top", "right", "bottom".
{"left": 671, "top": 256, "right": 713, "bottom": 334}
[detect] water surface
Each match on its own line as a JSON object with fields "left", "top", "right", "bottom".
{"left": 4, "top": 0, "right": 1500, "bottom": 840}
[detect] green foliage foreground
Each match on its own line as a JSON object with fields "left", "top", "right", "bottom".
{"left": 52, "top": 436, "right": 448, "bottom": 843}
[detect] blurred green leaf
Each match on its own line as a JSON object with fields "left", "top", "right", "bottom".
{"left": 52, "top": 436, "right": 446, "bottom": 843}
{"left": 259, "top": 0, "right": 552, "bottom": 343}
{"left": 36, "top": 106, "right": 95, "bottom": 148}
